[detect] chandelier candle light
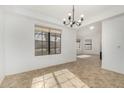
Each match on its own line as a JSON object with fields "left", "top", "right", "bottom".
{"left": 63, "top": 5, "right": 84, "bottom": 27}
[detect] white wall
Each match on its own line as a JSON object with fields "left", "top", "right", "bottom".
{"left": 4, "top": 12, "right": 76, "bottom": 75}
{"left": 77, "top": 22, "right": 101, "bottom": 55}
{"left": 102, "top": 14, "right": 124, "bottom": 74}
{"left": 0, "top": 10, "right": 5, "bottom": 83}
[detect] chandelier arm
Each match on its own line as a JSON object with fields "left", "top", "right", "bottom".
{"left": 73, "top": 5, "right": 74, "bottom": 21}
{"left": 64, "top": 21, "right": 71, "bottom": 25}
{"left": 76, "top": 23, "right": 79, "bottom": 26}
{"left": 65, "top": 23, "right": 70, "bottom": 25}
{"left": 75, "top": 21, "right": 81, "bottom": 26}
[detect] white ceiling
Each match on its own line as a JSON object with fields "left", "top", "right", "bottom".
{"left": 3, "top": 5, "right": 124, "bottom": 27}
{"left": 20, "top": 5, "right": 124, "bottom": 21}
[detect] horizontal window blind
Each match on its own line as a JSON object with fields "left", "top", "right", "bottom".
{"left": 35, "top": 25, "right": 62, "bottom": 33}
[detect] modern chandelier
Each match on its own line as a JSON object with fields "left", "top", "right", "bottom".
{"left": 63, "top": 5, "right": 84, "bottom": 27}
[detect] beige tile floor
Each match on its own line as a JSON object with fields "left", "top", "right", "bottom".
{"left": 1, "top": 55, "right": 124, "bottom": 88}
{"left": 31, "top": 69, "right": 89, "bottom": 88}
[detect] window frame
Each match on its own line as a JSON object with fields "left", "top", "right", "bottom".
{"left": 35, "top": 25, "right": 62, "bottom": 56}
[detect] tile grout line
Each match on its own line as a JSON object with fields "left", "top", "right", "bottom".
{"left": 52, "top": 73, "right": 62, "bottom": 88}
{"left": 65, "top": 75, "right": 77, "bottom": 88}
{"left": 43, "top": 72, "right": 45, "bottom": 88}
{"left": 53, "top": 71, "right": 77, "bottom": 88}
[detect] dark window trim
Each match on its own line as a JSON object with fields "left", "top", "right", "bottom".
{"left": 48, "top": 32, "right": 50, "bottom": 54}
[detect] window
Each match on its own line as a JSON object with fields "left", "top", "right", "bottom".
{"left": 84, "top": 39, "right": 92, "bottom": 50}
{"left": 35, "top": 25, "right": 61, "bottom": 56}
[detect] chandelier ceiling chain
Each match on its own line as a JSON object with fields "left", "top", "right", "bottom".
{"left": 63, "top": 5, "right": 84, "bottom": 27}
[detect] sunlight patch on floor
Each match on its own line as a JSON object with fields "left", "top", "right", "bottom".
{"left": 77, "top": 55, "right": 91, "bottom": 58}
{"left": 31, "top": 69, "right": 89, "bottom": 88}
